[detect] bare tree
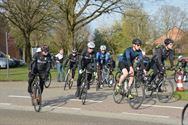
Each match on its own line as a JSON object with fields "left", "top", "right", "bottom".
{"left": 0, "top": 0, "right": 54, "bottom": 63}
{"left": 154, "top": 5, "right": 187, "bottom": 38}
{"left": 54, "top": 0, "right": 133, "bottom": 48}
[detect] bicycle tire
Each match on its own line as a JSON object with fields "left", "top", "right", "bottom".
{"left": 44, "top": 72, "right": 52, "bottom": 88}
{"left": 112, "top": 82, "right": 124, "bottom": 104}
{"left": 80, "top": 83, "right": 87, "bottom": 105}
{"left": 128, "top": 81, "right": 145, "bottom": 109}
{"left": 157, "top": 78, "right": 174, "bottom": 103}
{"left": 64, "top": 70, "right": 70, "bottom": 90}
{"left": 32, "top": 84, "right": 42, "bottom": 112}
{"left": 115, "top": 71, "right": 121, "bottom": 83}
{"left": 108, "top": 74, "right": 114, "bottom": 88}
{"left": 182, "top": 103, "right": 188, "bottom": 125}
{"left": 68, "top": 79, "right": 73, "bottom": 89}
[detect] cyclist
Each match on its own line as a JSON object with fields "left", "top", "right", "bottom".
{"left": 64, "top": 48, "right": 79, "bottom": 82}
{"left": 75, "top": 42, "right": 96, "bottom": 98}
{"left": 96, "top": 45, "right": 110, "bottom": 88}
{"left": 146, "top": 38, "right": 175, "bottom": 91}
{"left": 116, "top": 38, "right": 145, "bottom": 98}
{"left": 28, "top": 45, "right": 51, "bottom": 95}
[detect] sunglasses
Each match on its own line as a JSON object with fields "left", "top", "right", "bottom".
{"left": 89, "top": 48, "right": 94, "bottom": 49}
{"left": 136, "top": 44, "right": 141, "bottom": 47}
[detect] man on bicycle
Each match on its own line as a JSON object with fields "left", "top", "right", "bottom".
{"left": 64, "top": 48, "right": 79, "bottom": 82}
{"left": 96, "top": 45, "right": 110, "bottom": 88}
{"left": 28, "top": 45, "right": 51, "bottom": 95}
{"left": 147, "top": 38, "right": 174, "bottom": 91}
{"left": 75, "top": 41, "right": 96, "bottom": 98}
{"left": 116, "top": 38, "right": 145, "bottom": 98}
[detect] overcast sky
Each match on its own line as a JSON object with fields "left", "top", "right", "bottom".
{"left": 89, "top": 0, "right": 188, "bottom": 32}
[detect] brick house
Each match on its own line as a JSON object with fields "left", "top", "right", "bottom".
{"left": 0, "top": 31, "right": 21, "bottom": 59}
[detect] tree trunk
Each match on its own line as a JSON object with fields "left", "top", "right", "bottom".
{"left": 24, "top": 35, "right": 31, "bottom": 63}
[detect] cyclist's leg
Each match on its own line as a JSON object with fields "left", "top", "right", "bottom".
{"left": 57, "top": 63, "right": 61, "bottom": 82}
{"left": 39, "top": 72, "right": 45, "bottom": 94}
{"left": 28, "top": 72, "right": 35, "bottom": 93}
{"left": 87, "top": 73, "right": 92, "bottom": 89}
{"left": 117, "top": 62, "right": 128, "bottom": 86}
{"left": 75, "top": 72, "right": 83, "bottom": 97}
{"left": 71, "top": 64, "right": 76, "bottom": 80}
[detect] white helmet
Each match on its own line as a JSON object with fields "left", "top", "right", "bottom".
{"left": 36, "top": 47, "right": 41, "bottom": 52}
{"left": 87, "top": 42, "right": 95, "bottom": 48}
{"left": 178, "top": 55, "right": 183, "bottom": 61}
{"left": 100, "top": 45, "right": 106, "bottom": 51}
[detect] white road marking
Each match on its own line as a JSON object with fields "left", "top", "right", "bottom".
{"left": 0, "top": 103, "right": 11, "bottom": 106}
{"left": 8, "top": 95, "right": 30, "bottom": 99}
{"left": 122, "top": 112, "right": 169, "bottom": 119}
{"left": 142, "top": 104, "right": 183, "bottom": 109}
{"left": 69, "top": 99, "right": 103, "bottom": 103}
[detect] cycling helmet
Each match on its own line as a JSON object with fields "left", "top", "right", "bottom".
{"left": 178, "top": 55, "right": 183, "bottom": 61}
{"left": 132, "top": 38, "right": 142, "bottom": 45}
{"left": 36, "top": 47, "right": 41, "bottom": 52}
{"left": 100, "top": 45, "right": 106, "bottom": 51}
{"left": 87, "top": 42, "right": 95, "bottom": 48}
{"left": 72, "top": 48, "right": 77, "bottom": 56}
{"left": 41, "top": 45, "right": 49, "bottom": 52}
{"left": 164, "top": 38, "right": 174, "bottom": 45}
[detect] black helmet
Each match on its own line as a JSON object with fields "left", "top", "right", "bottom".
{"left": 132, "top": 38, "right": 142, "bottom": 45}
{"left": 164, "top": 38, "right": 174, "bottom": 45}
{"left": 41, "top": 45, "right": 49, "bottom": 52}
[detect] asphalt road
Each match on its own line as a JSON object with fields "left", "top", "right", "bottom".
{"left": 0, "top": 80, "right": 186, "bottom": 125}
{"left": 0, "top": 109, "right": 171, "bottom": 125}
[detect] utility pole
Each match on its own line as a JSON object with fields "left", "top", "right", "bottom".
{"left": 5, "top": 32, "right": 9, "bottom": 79}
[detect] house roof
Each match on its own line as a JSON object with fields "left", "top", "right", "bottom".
{"left": 153, "top": 26, "right": 185, "bottom": 45}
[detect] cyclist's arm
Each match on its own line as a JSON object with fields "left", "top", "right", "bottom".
{"left": 105, "top": 52, "right": 110, "bottom": 63}
{"left": 169, "top": 50, "right": 174, "bottom": 68}
{"left": 79, "top": 48, "right": 87, "bottom": 70}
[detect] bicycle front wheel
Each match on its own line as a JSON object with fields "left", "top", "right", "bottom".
{"left": 80, "top": 83, "right": 87, "bottom": 105}
{"left": 112, "top": 82, "right": 124, "bottom": 104}
{"left": 157, "top": 78, "right": 174, "bottom": 103}
{"left": 64, "top": 70, "right": 71, "bottom": 90}
{"left": 44, "top": 72, "right": 51, "bottom": 88}
{"left": 182, "top": 103, "right": 188, "bottom": 125}
{"left": 128, "top": 81, "right": 145, "bottom": 109}
{"left": 32, "top": 85, "right": 42, "bottom": 112}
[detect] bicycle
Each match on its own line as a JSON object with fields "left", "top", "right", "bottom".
{"left": 181, "top": 103, "right": 188, "bottom": 125}
{"left": 79, "top": 69, "right": 92, "bottom": 105}
{"left": 31, "top": 74, "right": 42, "bottom": 112}
{"left": 144, "top": 68, "right": 174, "bottom": 103}
{"left": 44, "top": 72, "right": 52, "bottom": 88}
{"left": 64, "top": 68, "right": 74, "bottom": 90}
{"left": 113, "top": 70, "right": 145, "bottom": 109}
{"left": 101, "top": 64, "right": 114, "bottom": 87}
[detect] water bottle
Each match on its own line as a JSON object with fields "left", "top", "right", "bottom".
{"left": 124, "top": 79, "right": 128, "bottom": 91}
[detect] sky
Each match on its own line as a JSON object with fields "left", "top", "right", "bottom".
{"left": 89, "top": 0, "right": 188, "bottom": 32}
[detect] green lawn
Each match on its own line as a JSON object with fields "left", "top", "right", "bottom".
{"left": 0, "top": 65, "right": 58, "bottom": 81}
{"left": 174, "top": 90, "right": 188, "bottom": 101}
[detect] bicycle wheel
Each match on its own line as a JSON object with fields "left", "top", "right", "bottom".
{"left": 108, "top": 74, "right": 114, "bottom": 88}
{"left": 157, "top": 78, "right": 174, "bottom": 103}
{"left": 44, "top": 72, "right": 51, "bottom": 88}
{"left": 64, "top": 70, "right": 70, "bottom": 90}
{"left": 80, "top": 83, "right": 87, "bottom": 105}
{"left": 182, "top": 103, "right": 188, "bottom": 125}
{"left": 174, "top": 68, "right": 183, "bottom": 83}
{"left": 68, "top": 79, "right": 73, "bottom": 89}
{"left": 128, "top": 81, "right": 145, "bottom": 109}
{"left": 115, "top": 71, "right": 121, "bottom": 83}
{"left": 32, "top": 84, "right": 42, "bottom": 112}
{"left": 113, "top": 82, "right": 124, "bottom": 104}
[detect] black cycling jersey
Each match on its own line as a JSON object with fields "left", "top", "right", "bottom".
{"left": 152, "top": 45, "right": 174, "bottom": 69}
{"left": 79, "top": 48, "right": 96, "bottom": 71}
{"left": 29, "top": 52, "right": 51, "bottom": 74}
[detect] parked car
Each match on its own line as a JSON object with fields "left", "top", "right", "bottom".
{"left": 0, "top": 51, "right": 25, "bottom": 69}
